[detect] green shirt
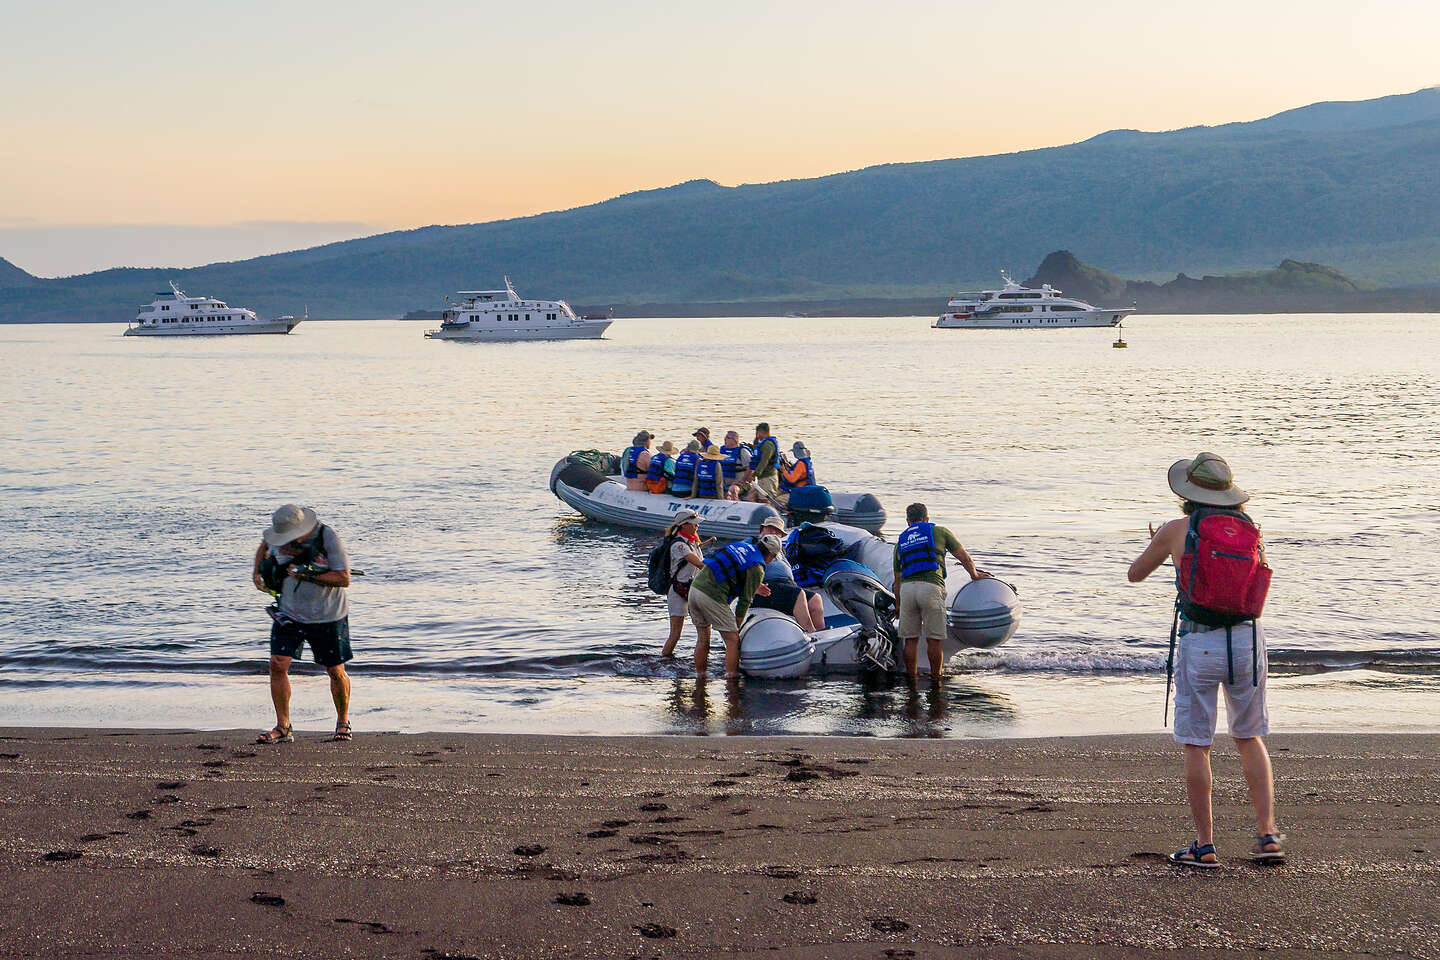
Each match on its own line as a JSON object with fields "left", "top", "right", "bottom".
{"left": 693, "top": 564, "right": 766, "bottom": 624}
{"left": 892, "top": 524, "right": 963, "bottom": 588}
{"left": 753, "top": 438, "right": 778, "bottom": 478}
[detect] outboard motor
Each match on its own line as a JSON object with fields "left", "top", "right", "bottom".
{"left": 821, "top": 560, "right": 900, "bottom": 671}
{"left": 945, "top": 578, "right": 1022, "bottom": 649}
{"left": 738, "top": 609, "right": 815, "bottom": 679}
{"left": 787, "top": 486, "right": 835, "bottom": 526}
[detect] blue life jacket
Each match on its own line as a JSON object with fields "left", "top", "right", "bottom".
{"left": 646, "top": 453, "right": 672, "bottom": 483}
{"left": 694, "top": 458, "right": 722, "bottom": 497}
{"left": 720, "top": 444, "right": 749, "bottom": 482}
{"left": 703, "top": 542, "right": 764, "bottom": 600}
{"left": 896, "top": 521, "right": 941, "bottom": 578}
{"left": 754, "top": 436, "right": 779, "bottom": 477}
{"left": 622, "top": 446, "right": 645, "bottom": 479}
{"left": 779, "top": 456, "right": 814, "bottom": 492}
{"left": 670, "top": 451, "right": 699, "bottom": 495}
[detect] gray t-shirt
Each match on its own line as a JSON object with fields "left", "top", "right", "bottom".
{"left": 764, "top": 556, "right": 796, "bottom": 584}
{"left": 271, "top": 525, "right": 350, "bottom": 623}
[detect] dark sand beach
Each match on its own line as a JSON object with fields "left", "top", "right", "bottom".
{"left": 2, "top": 728, "right": 1437, "bottom": 959}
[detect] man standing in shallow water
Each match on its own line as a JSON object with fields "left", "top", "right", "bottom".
{"left": 1128, "top": 453, "right": 1285, "bottom": 868}
{"left": 252, "top": 504, "right": 354, "bottom": 744}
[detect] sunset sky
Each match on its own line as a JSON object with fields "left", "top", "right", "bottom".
{"left": 2, "top": 0, "right": 1436, "bottom": 275}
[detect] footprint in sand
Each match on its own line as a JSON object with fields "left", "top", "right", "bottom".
{"left": 154, "top": 795, "right": 182, "bottom": 805}
{"left": 195, "top": 744, "right": 223, "bottom": 751}
{"left": 156, "top": 781, "right": 185, "bottom": 790}
{"left": 553, "top": 892, "right": 591, "bottom": 906}
{"left": 512, "top": 844, "right": 546, "bottom": 857}
{"left": 870, "top": 916, "right": 909, "bottom": 933}
{"left": 586, "top": 829, "right": 617, "bottom": 839}
{"left": 601, "top": 819, "right": 632, "bottom": 828}
{"left": 782, "top": 891, "right": 818, "bottom": 905}
{"left": 79, "top": 834, "right": 108, "bottom": 842}
{"left": 638, "top": 802, "right": 668, "bottom": 812}
{"left": 334, "top": 918, "right": 392, "bottom": 934}
{"left": 201, "top": 759, "right": 227, "bottom": 769}
{"left": 763, "top": 865, "right": 800, "bottom": 879}
{"left": 191, "top": 844, "right": 222, "bottom": 857}
{"left": 634, "top": 922, "right": 677, "bottom": 939}
{"left": 250, "top": 893, "right": 285, "bottom": 907}
{"left": 41, "top": 850, "right": 82, "bottom": 862}
{"left": 883, "top": 950, "right": 917, "bottom": 958}
{"left": 126, "top": 810, "right": 152, "bottom": 820}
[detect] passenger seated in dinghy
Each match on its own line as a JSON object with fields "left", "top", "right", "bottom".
{"left": 693, "top": 445, "right": 727, "bottom": 498}
{"left": 778, "top": 441, "right": 816, "bottom": 503}
{"left": 720, "top": 430, "right": 753, "bottom": 498}
{"left": 740, "top": 423, "right": 782, "bottom": 503}
{"left": 621, "top": 431, "right": 653, "bottom": 491}
{"left": 645, "top": 441, "right": 679, "bottom": 494}
{"left": 670, "top": 441, "right": 702, "bottom": 497}
{"left": 749, "top": 516, "right": 824, "bottom": 630}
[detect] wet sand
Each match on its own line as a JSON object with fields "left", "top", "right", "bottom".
{"left": 1, "top": 727, "right": 1437, "bottom": 959}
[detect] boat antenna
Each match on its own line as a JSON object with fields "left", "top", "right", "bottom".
{"left": 504, "top": 275, "right": 518, "bottom": 298}
{"left": 169, "top": 279, "right": 186, "bottom": 298}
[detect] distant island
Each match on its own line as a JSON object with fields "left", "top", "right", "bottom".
{"left": 2, "top": 86, "right": 1437, "bottom": 322}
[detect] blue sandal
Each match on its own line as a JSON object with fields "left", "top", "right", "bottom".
{"left": 1168, "top": 840, "right": 1220, "bottom": 869}
{"left": 1253, "top": 833, "right": 1286, "bottom": 862}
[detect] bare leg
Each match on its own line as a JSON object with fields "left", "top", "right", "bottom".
{"left": 662, "top": 614, "right": 685, "bottom": 657}
{"left": 903, "top": 637, "right": 919, "bottom": 680}
{"left": 926, "top": 637, "right": 944, "bottom": 681}
{"left": 1234, "top": 736, "right": 1279, "bottom": 839}
{"left": 327, "top": 664, "right": 350, "bottom": 725}
{"left": 269, "top": 655, "right": 293, "bottom": 728}
{"left": 806, "top": 593, "right": 825, "bottom": 630}
{"left": 720, "top": 630, "right": 742, "bottom": 678}
{"left": 694, "top": 623, "right": 711, "bottom": 676}
{"left": 1183, "top": 744, "right": 1217, "bottom": 858}
{"left": 792, "top": 593, "right": 816, "bottom": 632}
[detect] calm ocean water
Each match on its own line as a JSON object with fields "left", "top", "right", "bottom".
{"left": 1, "top": 315, "right": 1437, "bottom": 736}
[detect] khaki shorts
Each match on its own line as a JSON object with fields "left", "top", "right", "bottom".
{"left": 898, "top": 581, "right": 946, "bottom": 640}
{"left": 753, "top": 473, "right": 781, "bottom": 502}
{"left": 1173, "top": 621, "right": 1268, "bottom": 746}
{"left": 687, "top": 588, "right": 738, "bottom": 634}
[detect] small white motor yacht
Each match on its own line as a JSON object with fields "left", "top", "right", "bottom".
{"left": 124, "top": 281, "right": 302, "bottom": 336}
{"left": 425, "top": 276, "right": 611, "bottom": 342}
{"left": 935, "top": 271, "right": 1133, "bottom": 329}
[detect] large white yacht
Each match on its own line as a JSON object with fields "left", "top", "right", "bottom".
{"left": 124, "top": 282, "right": 303, "bottom": 336}
{"left": 934, "top": 272, "right": 1133, "bottom": 329}
{"left": 424, "top": 277, "right": 611, "bottom": 341}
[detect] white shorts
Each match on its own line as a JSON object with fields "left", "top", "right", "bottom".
{"left": 666, "top": 585, "right": 690, "bottom": 618}
{"left": 1172, "top": 621, "right": 1269, "bottom": 746}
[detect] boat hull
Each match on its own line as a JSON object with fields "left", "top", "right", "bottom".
{"left": 426, "top": 320, "right": 612, "bottom": 341}
{"left": 934, "top": 308, "right": 1132, "bottom": 329}
{"left": 124, "top": 319, "right": 302, "bottom": 336}
{"left": 550, "top": 457, "right": 886, "bottom": 535}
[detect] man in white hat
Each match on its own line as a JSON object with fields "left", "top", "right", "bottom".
{"left": 251, "top": 504, "right": 354, "bottom": 744}
{"left": 1128, "top": 452, "right": 1283, "bottom": 869}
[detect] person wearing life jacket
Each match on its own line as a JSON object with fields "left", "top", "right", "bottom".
{"left": 692, "top": 444, "right": 727, "bottom": 498}
{"left": 778, "top": 441, "right": 816, "bottom": 496}
{"left": 719, "top": 429, "right": 753, "bottom": 498}
{"left": 685, "top": 534, "right": 781, "bottom": 679}
{"left": 891, "top": 502, "right": 989, "bottom": 682}
{"left": 747, "top": 515, "right": 825, "bottom": 631}
{"left": 741, "top": 422, "right": 782, "bottom": 503}
{"left": 669, "top": 440, "right": 702, "bottom": 497}
{"left": 660, "top": 509, "right": 713, "bottom": 659}
{"left": 1128, "top": 452, "right": 1282, "bottom": 869}
{"left": 621, "top": 430, "right": 653, "bottom": 491}
{"left": 645, "top": 440, "right": 679, "bottom": 494}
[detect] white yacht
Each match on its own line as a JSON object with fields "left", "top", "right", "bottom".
{"left": 934, "top": 272, "right": 1133, "bottom": 329}
{"left": 125, "top": 282, "right": 303, "bottom": 336}
{"left": 424, "top": 277, "right": 611, "bottom": 341}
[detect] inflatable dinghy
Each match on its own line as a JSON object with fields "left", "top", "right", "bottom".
{"left": 550, "top": 453, "right": 886, "bottom": 535}
{"left": 736, "top": 609, "right": 866, "bottom": 680}
{"left": 945, "top": 577, "right": 1022, "bottom": 649}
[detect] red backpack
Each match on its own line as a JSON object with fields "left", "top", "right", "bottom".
{"left": 1177, "top": 509, "right": 1271, "bottom": 623}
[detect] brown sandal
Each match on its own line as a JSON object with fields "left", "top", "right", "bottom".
{"left": 329, "top": 721, "right": 352, "bottom": 742}
{"left": 257, "top": 724, "right": 293, "bottom": 744}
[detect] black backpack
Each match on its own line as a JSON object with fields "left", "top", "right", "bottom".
{"left": 646, "top": 533, "right": 683, "bottom": 595}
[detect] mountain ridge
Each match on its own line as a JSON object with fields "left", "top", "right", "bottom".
{"left": 3, "top": 87, "right": 1438, "bottom": 321}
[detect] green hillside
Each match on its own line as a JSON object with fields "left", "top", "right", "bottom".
{"left": 2, "top": 88, "right": 1438, "bottom": 321}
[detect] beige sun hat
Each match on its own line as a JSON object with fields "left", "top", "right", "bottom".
{"left": 655, "top": 440, "right": 679, "bottom": 457}
{"left": 263, "top": 503, "right": 317, "bottom": 545}
{"left": 758, "top": 514, "right": 786, "bottom": 533}
{"left": 1167, "top": 452, "right": 1249, "bottom": 507}
{"left": 701, "top": 444, "right": 726, "bottom": 460}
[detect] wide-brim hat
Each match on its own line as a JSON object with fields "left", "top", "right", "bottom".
{"left": 758, "top": 515, "right": 786, "bottom": 533}
{"left": 656, "top": 441, "right": 679, "bottom": 457}
{"left": 1167, "top": 452, "right": 1249, "bottom": 507}
{"left": 701, "top": 444, "right": 726, "bottom": 460}
{"left": 263, "top": 503, "right": 317, "bottom": 545}
{"left": 791, "top": 441, "right": 810, "bottom": 458}
{"left": 757, "top": 533, "right": 783, "bottom": 556}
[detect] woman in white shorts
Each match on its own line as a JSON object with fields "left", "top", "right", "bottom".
{"left": 660, "top": 510, "right": 709, "bottom": 658}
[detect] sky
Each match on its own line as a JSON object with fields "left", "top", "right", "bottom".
{"left": 1, "top": 0, "right": 1436, "bottom": 276}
